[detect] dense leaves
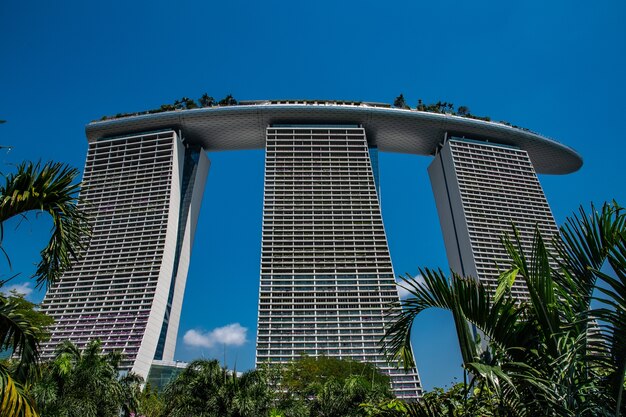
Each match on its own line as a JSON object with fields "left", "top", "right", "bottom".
{"left": 31, "top": 340, "right": 142, "bottom": 417}
{"left": 393, "top": 94, "right": 409, "bottom": 109}
{"left": 100, "top": 93, "right": 239, "bottom": 120}
{"left": 0, "top": 161, "right": 90, "bottom": 288}
{"left": 161, "top": 359, "right": 271, "bottom": 417}
{"left": 395, "top": 383, "right": 513, "bottom": 417}
{"left": 0, "top": 295, "right": 45, "bottom": 417}
{"left": 267, "top": 356, "right": 392, "bottom": 417}
{"left": 281, "top": 356, "right": 390, "bottom": 394}
{"left": 156, "top": 356, "right": 392, "bottom": 417}
{"left": 136, "top": 384, "right": 164, "bottom": 417}
{"left": 384, "top": 201, "right": 626, "bottom": 416}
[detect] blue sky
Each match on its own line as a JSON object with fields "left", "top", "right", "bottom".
{"left": 1, "top": 0, "right": 625, "bottom": 391}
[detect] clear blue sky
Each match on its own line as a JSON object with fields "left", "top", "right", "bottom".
{"left": 1, "top": 0, "right": 625, "bottom": 391}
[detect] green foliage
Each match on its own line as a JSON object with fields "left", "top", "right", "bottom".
{"left": 3, "top": 293, "right": 53, "bottom": 343}
{"left": 360, "top": 398, "right": 407, "bottom": 417}
{"left": 99, "top": 92, "right": 523, "bottom": 132}
{"left": 259, "top": 356, "right": 392, "bottom": 417}
{"left": 412, "top": 95, "right": 522, "bottom": 126}
{"left": 307, "top": 375, "right": 391, "bottom": 417}
{"left": 456, "top": 106, "right": 469, "bottom": 116}
{"left": 0, "top": 295, "right": 44, "bottom": 383}
{"left": 100, "top": 357, "right": 396, "bottom": 417}
{"left": 31, "top": 339, "right": 142, "bottom": 417}
{"left": 0, "top": 369, "right": 38, "bottom": 417}
{"left": 136, "top": 383, "right": 164, "bottom": 417}
{"left": 159, "top": 104, "right": 176, "bottom": 112}
{"left": 161, "top": 359, "right": 271, "bottom": 417}
{"left": 398, "top": 382, "right": 513, "bottom": 417}
{"left": 218, "top": 94, "right": 237, "bottom": 106}
{"left": 0, "top": 161, "right": 90, "bottom": 289}
{"left": 0, "top": 294, "right": 52, "bottom": 416}
{"left": 393, "top": 94, "right": 409, "bottom": 109}
{"left": 0, "top": 160, "right": 87, "bottom": 417}
{"left": 384, "top": 201, "right": 626, "bottom": 416}
{"left": 101, "top": 93, "right": 237, "bottom": 120}
{"left": 199, "top": 93, "right": 216, "bottom": 108}
{"left": 0, "top": 293, "right": 42, "bottom": 417}
{"left": 181, "top": 97, "right": 198, "bottom": 109}
{"left": 281, "top": 355, "right": 390, "bottom": 394}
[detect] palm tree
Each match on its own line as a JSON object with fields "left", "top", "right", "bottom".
{"left": 232, "top": 370, "right": 274, "bottom": 417}
{"left": 136, "top": 383, "right": 164, "bottom": 417}
{"left": 31, "top": 339, "right": 142, "bottom": 417}
{"left": 0, "top": 297, "right": 41, "bottom": 417}
{"left": 393, "top": 94, "right": 409, "bottom": 110}
{"left": 383, "top": 201, "right": 626, "bottom": 417}
{"left": 218, "top": 94, "right": 238, "bottom": 107}
{"left": 457, "top": 106, "right": 469, "bottom": 116}
{"left": 0, "top": 161, "right": 90, "bottom": 288}
{"left": 161, "top": 359, "right": 272, "bottom": 417}
{"left": 309, "top": 378, "right": 349, "bottom": 417}
{"left": 0, "top": 161, "right": 89, "bottom": 416}
{"left": 263, "top": 356, "right": 392, "bottom": 417}
{"left": 556, "top": 202, "right": 626, "bottom": 415}
{"left": 308, "top": 375, "right": 390, "bottom": 417}
{"left": 199, "top": 93, "right": 216, "bottom": 108}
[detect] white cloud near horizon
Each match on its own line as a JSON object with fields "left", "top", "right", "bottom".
{"left": 183, "top": 323, "right": 248, "bottom": 349}
{"left": 396, "top": 274, "right": 426, "bottom": 299}
{"left": 1, "top": 281, "right": 33, "bottom": 298}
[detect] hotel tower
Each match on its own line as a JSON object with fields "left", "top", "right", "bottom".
{"left": 257, "top": 126, "right": 420, "bottom": 397}
{"left": 40, "top": 100, "right": 582, "bottom": 398}
{"left": 428, "top": 137, "right": 561, "bottom": 298}
{"left": 41, "top": 130, "right": 209, "bottom": 378}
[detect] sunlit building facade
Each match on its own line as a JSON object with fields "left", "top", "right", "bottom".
{"left": 41, "top": 130, "right": 209, "bottom": 378}
{"left": 40, "top": 100, "right": 581, "bottom": 396}
{"left": 429, "top": 138, "right": 560, "bottom": 298}
{"left": 256, "top": 126, "right": 421, "bottom": 397}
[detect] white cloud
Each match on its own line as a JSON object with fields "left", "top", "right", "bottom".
{"left": 396, "top": 284, "right": 412, "bottom": 299}
{"left": 396, "top": 275, "right": 426, "bottom": 299}
{"left": 183, "top": 323, "right": 247, "bottom": 349}
{"left": 1, "top": 281, "right": 33, "bottom": 298}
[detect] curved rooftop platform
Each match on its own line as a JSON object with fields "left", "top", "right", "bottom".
{"left": 86, "top": 101, "right": 582, "bottom": 175}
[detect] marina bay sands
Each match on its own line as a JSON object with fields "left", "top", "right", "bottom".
{"left": 39, "top": 100, "right": 582, "bottom": 398}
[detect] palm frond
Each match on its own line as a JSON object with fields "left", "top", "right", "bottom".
{"left": 556, "top": 202, "right": 626, "bottom": 415}
{"left": 555, "top": 202, "right": 624, "bottom": 312}
{"left": 0, "top": 161, "right": 91, "bottom": 288}
{"left": 384, "top": 269, "right": 477, "bottom": 369}
{"left": 501, "top": 228, "right": 562, "bottom": 357}
{"left": 0, "top": 365, "right": 38, "bottom": 417}
{"left": 0, "top": 298, "right": 40, "bottom": 383}
{"left": 385, "top": 268, "right": 523, "bottom": 371}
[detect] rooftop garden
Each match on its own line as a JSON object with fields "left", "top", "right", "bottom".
{"left": 96, "top": 93, "right": 531, "bottom": 133}
{"left": 392, "top": 93, "right": 531, "bottom": 132}
{"left": 98, "top": 93, "right": 238, "bottom": 121}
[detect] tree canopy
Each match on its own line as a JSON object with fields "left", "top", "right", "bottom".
{"left": 280, "top": 355, "right": 390, "bottom": 395}
{"left": 32, "top": 339, "right": 142, "bottom": 417}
